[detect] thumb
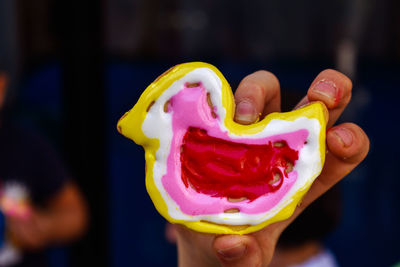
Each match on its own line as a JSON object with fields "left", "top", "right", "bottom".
{"left": 213, "top": 235, "right": 263, "bottom": 267}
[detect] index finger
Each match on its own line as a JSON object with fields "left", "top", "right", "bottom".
{"left": 234, "top": 70, "right": 281, "bottom": 125}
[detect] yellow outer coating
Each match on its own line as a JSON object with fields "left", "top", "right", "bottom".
{"left": 117, "top": 62, "right": 326, "bottom": 235}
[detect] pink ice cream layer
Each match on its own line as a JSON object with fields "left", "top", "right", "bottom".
{"left": 161, "top": 85, "right": 308, "bottom": 216}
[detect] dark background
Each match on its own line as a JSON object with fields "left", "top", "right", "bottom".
{"left": 1, "top": 0, "right": 399, "bottom": 266}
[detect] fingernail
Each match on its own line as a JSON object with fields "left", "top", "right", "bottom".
{"left": 235, "top": 100, "right": 258, "bottom": 124}
{"left": 312, "top": 80, "right": 338, "bottom": 101}
{"left": 333, "top": 127, "right": 353, "bottom": 147}
{"left": 218, "top": 243, "right": 246, "bottom": 260}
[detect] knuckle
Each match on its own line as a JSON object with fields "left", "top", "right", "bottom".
{"left": 256, "top": 70, "right": 280, "bottom": 92}
{"left": 236, "top": 82, "right": 264, "bottom": 102}
{"left": 255, "top": 70, "right": 278, "bottom": 82}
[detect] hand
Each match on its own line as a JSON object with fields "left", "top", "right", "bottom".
{"left": 171, "top": 69, "right": 370, "bottom": 267}
{"left": 7, "top": 209, "right": 53, "bottom": 250}
{"left": 6, "top": 183, "right": 87, "bottom": 251}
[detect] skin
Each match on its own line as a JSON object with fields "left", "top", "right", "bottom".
{"left": 0, "top": 72, "right": 88, "bottom": 250}
{"left": 6, "top": 182, "right": 88, "bottom": 250}
{"left": 169, "top": 69, "right": 370, "bottom": 267}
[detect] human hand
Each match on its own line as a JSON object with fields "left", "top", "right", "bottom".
{"left": 6, "top": 183, "right": 87, "bottom": 251}
{"left": 6, "top": 209, "right": 53, "bottom": 250}
{"left": 171, "top": 69, "right": 369, "bottom": 267}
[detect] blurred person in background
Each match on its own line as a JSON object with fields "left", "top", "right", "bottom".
{"left": 0, "top": 70, "right": 87, "bottom": 267}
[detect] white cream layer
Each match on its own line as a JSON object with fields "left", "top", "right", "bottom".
{"left": 142, "top": 68, "right": 322, "bottom": 225}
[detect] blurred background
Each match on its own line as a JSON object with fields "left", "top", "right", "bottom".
{"left": 0, "top": 0, "right": 399, "bottom": 266}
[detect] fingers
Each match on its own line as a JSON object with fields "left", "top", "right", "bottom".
{"left": 280, "top": 123, "right": 369, "bottom": 230}
{"left": 213, "top": 235, "right": 264, "bottom": 267}
{"left": 307, "top": 69, "right": 352, "bottom": 128}
{"left": 176, "top": 225, "right": 268, "bottom": 267}
{"left": 316, "top": 123, "right": 369, "bottom": 190}
{"left": 234, "top": 71, "right": 281, "bottom": 125}
{"left": 295, "top": 69, "right": 352, "bottom": 128}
